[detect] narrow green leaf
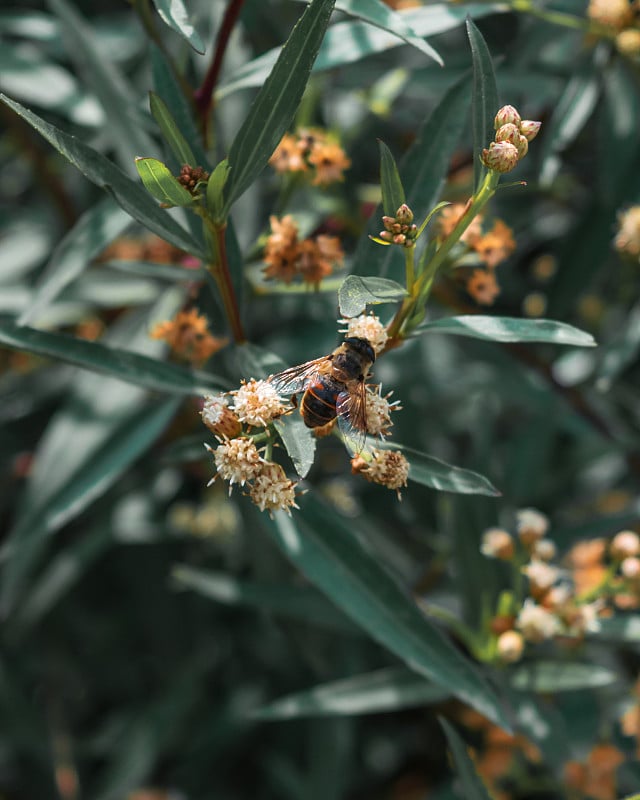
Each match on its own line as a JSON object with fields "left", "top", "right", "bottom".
{"left": 171, "top": 565, "right": 354, "bottom": 632}
{"left": 19, "top": 197, "right": 130, "bottom": 326}
{"left": 338, "top": 276, "right": 407, "bottom": 318}
{"left": 352, "top": 76, "right": 470, "bottom": 278}
{"left": 252, "top": 666, "right": 450, "bottom": 720}
{"left": 0, "top": 319, "right": 227, "bottom": 396}
{"left": 206, "top": 158, "right": 231, "bottom": 222}
{"left": 466, "top": 18, "right": 498, "bottom": 191}
{"left": 440, "top": 718, "right": 494, "bottom": 800}
{"left": 332, "top": 0, "right": 442, "bottom": 63}
{"left": 224, "top": 0, "right": 336, "bottom": 210}
{"left": 416, "top": 316, "right": 596, "bottom": 347}
{"left": 596, "top": 301, "right": 640, "bottom": 389}
{"left": 149, "top": 91, "right": 197, "bottom": 167}
{"left": 135, "top": 157, "right": 195, "bottom": 207}
{"left": 150, "top": 45, "right": 209, "bottom": 169}
{"left": 378, "top": 140, "right": 405, "bottom": 218}
{"left": 48, "top": 0, "right": 153, "bottom": 168}
{"left": 265, "top": 496, "right": 510, "bottom": 729}
{"left": 0, "top": 94, "right": 205, "bottom": 258}
{"left": 510, "top": 662, "right": 618, "bottom": 692}
{"left": 151, "top": 0, "right": 205, "bottom": 53}
{"left": 382, "top": 442, "right": 500, "bottom": 496}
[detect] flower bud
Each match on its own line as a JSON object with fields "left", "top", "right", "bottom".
{"left": 395, "top": 203, "right": 414, "bottom": 224}
{"left": 393, "top": 234, "right": 406, "bottom": 246}
{"left": 495, "top": 123, "right": 520, "bottom": 145}
{"left": 379, "top": 230, "right": 393, "bottom": 242}
{"left": 616, "top": 29, "right": 640, "bottom": 56}
{"left": 516, "top": 508, "right": 549, "bottom": 547}
{"left": 519, "top": 119, "right": 542, "bottom": 142}
{"left": 610, "top": 530, "right": 640, "bottom": 560}
{"left": 621, "top": 556, "right": 640, "bottom": 580}
{"left": 515, "top": 134, "right": 529, "bottom": 160}
{"left": 494, "top": 105, "right": 521, "bottom": 130}
{"left": 481, "top": 141, "right": 519, "bottom": 173}
{"left": 532, "top": 538, "right": 557, "bottom": 562}
{"left": 497, "top": 630, "right": 525, "bottom": 663}
{"left": 481, "top": 528, "right": 515, "bottom": 560}
{"left": 381, "top": 215, "right": 396, "bottom": 231}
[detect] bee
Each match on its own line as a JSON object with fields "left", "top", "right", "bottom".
{"left": 267, "top": 337, "right": 376, "bottom": 454}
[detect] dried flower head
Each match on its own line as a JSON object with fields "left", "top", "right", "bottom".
{"left": 150, "top": 309, "right": 227, "bottom": 365}
{"left": 516, "top": 599, "right": 561, "bottom": 643}
{"left": 231, "top": 379, "right": 289, "bottom": 427}
{"left": 206, "top": 438, "right": 264, "bottom": 492}
{"left": 249, "top": 462, "right": 300, "bottom": 516}
{"left": 365, "top": 385, "right": 402, "bottom": 437}
{"left": 516, "top": 508, "right": 549, "bottom": 546}
{"left": 467, "top": 269, "right": 500, "bottom": 305}
{"left": 308, "top": 138, "right": 351, "bottom": 185}
{"left": 339, "top": 312, "right": 388, "bottom": 355}
{"left": 615, "top": 207, "right": 640, "bottom": 257}
{"left": 269, "top": 133, "right": 308, "bottom": 173}
{"left": 201, "top": 395, "right": 242, "bottom": 439}
{"left": 497, "top": 630, "right": 525, "bottom": 663}
{"left": 269, "top": 129, "right": 350, "bottom": 185}
{"left": 474, "top": 219, "right": 516, "bottom": 269}
{"left": 263, "top": 216, "right": 343, "bottom": 286}
{"left": 481, "top": 528, "right": 515, "bottom": 561}
{"left": 352, "top": 449, "right": 409, "bottom": 497}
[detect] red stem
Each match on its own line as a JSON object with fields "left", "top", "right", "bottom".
{"left": 194, "top": 0, "right": 247, "bottom": 140}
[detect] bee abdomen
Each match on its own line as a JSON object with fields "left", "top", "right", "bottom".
{"left": 301, "top": 382, "right": 338, "bottom": 429}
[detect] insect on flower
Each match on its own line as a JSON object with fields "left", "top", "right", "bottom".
{"left": 267, "top": 337, "right": 376, "bottom": 455}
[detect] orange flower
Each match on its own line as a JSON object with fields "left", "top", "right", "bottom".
{"left": 438, "top": 203, "right": 483, "bottom": 246}
{"left": 308, "top": 139, "right": 351, "bottom": 185}
{"left": 474, "top": 219, "right": 516, "bottom": 269}
{"left": 269, "top": 133, "right": 308, "bottom": 174}
{"left": 150, "top": 309, "right": 227, "bottom": 365}
{"left": 467, "top": 269, "right": 500, "bottom": 305}
{"left": 262, "top": 216, "right": 343, "bottom": 286}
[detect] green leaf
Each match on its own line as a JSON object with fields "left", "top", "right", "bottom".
{"left": 274, "top": 413, "right": 317, "bottom": 479}
{"left": 383, "top": 442, "right": 500, "bottom": 496}
{"left": 0, "top": 94, "right": 205, "bottom": 258}
{"left": 223, "top": 0, "right": 336, "bottom": 210}
{"left": 588, "top": 616, "right": 640, "bottom": 643}
{"left": 466, "top": 18, "right": 498, "bottom": 191}
{"left": 151, "top": 0, "right": 205, "bottom": 54}
{"left": 416, "top": 316, "right": 597, "bottom": 347}
{"left": 332, "top": 0, "right": 442, "bottom": 63}
{"left": 596, "top": 301, "right": 640, "bottom": 389}
{"left": 265, "top": 496, "right": 510, "bottom": 729}
{"left": 378, "top": 140, "right": 405, "bottom": 218}
{"left": 48, "top": 0, "right": 153, "bottom": 168}
{"left": 338, "top": 276, "right": 407, "bottom": 318}
{"left": 510, "top": 662, "right": 618, "bottom": 692}
{"left": 171, "top": 565, "right": 355, "bottom": 632}
{"left": 135, "top": 157, "right": 195, "bottom": 207}
{"left": 150, "top": 45, "right": 209, "bottom": 169}
{"left": 352, "top": 76, "right": 470, "bottom": 278}
{"left": 18, "top": 197, "right": 131, "bottom": 326}
{"left": 206, "top": 159, "right": 231, "bottom": 222}
{"left": 0, "top": 318, "right": 227, "bottom": 396}
{"left": 440, "top": 718, "right": 493, "bottom": 800}
{"left": 149, "top": 91, "right": 197, "bottom": 167}
{"left": 251, "top": 666, "right": 450, "bottom": 720}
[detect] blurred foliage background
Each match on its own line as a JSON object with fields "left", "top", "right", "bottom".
{"left": 2, "top": 0, "right": 640, "bottom": 798}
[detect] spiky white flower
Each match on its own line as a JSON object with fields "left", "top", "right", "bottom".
{"left": 231, "top": 379, "right": 288, "bottom": 427}
{"left": 516, "top": 507, "right": 549, "bottom": 545}
{"left": 338, "top": 312, "right": 388, "bottom": 355}
{"left": 516, "top": 599, "right": 560, "bottom": 643}
{"left": 206, "top": 438, "right": 263, "bottom": 492}
{"left": 201, "top": 394, "right": 242, "bottom": 438}
{"left": 249, "top": 463, "right": 299, "bottom": 516}
{"left": 365, "top": 384, "right": 401, "bottom": 437}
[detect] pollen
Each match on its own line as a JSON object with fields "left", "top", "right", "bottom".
{"left": 231, "top": 379, "right": 289, "bottom": 427}
{"left": 338, "top": 312, "right": 388, "bottom": 355}
{"left": 249, "top": 462, "right": 300, "bottom": 516}
{"left": 206, "top": 438, "right": 264, "bottom": 491}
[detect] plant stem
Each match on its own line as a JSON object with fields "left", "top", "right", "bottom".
{"left": 194, "top": 0, "right": 247, "bottom": 142}
{"left": 206, "top": 220, "right": 246, "bottom": 343}
{"left": 404, "top": 245, "right": 415, "bottom": 290}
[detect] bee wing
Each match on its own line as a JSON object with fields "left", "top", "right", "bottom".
{"left": 336, "top": 382, "right": 368, "bottom": 455}
{"left": 267, "top": 355, "right": 331, "bottom": 396}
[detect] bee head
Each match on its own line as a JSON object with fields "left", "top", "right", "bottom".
{"left": 343, "top": 337, "right": 376, "bottom": 364}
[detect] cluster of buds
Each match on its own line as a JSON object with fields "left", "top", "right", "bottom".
{"left": 201, "top": 386, "right": 300, "bottom": 516}
{"left": 377, "top": 204, "right": 418, "bottom": 248}
{"left": 480, "top": 508, "right": 605, "bottom": 663}
{"left": 177, "top": 164, "right": 209, "bottom": 195}
{"left": 481, "top": 106, "right": 542, "bottom": 174}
